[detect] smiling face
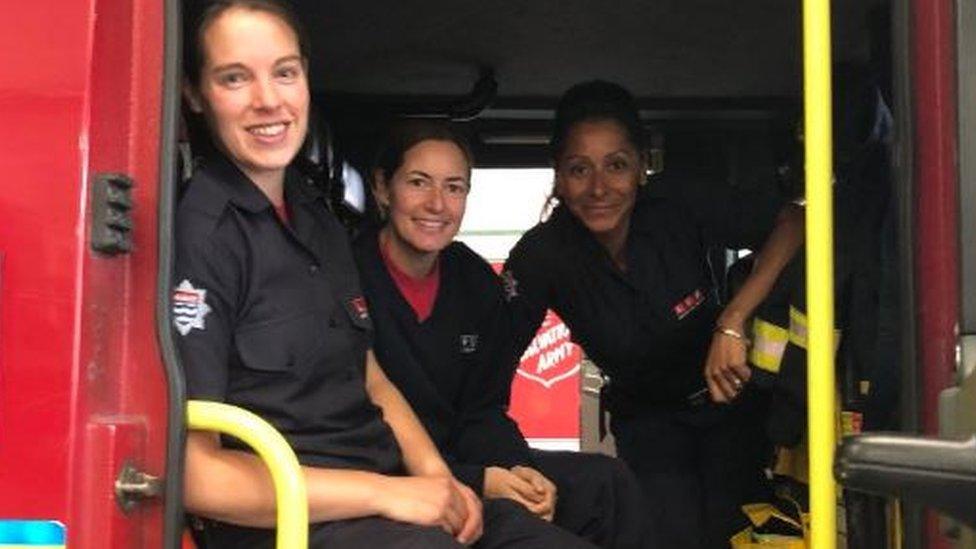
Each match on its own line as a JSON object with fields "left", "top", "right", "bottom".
{"left": 375, "top": 139, "right": 471, "bottom": 273}
{"left": 555, "top": 119, "right": 644, "bottom": 243}
{"left": 186, "top": 7, "right": 309, "bottom": 184}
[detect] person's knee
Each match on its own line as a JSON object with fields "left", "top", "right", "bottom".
{"left": 483, "top": 498, "right": 599, "bottom": 548}
{"left": 577, "top": 453, "right": 642, "bottom": 497}
{"left": 604, "top": 455, "right": 644, "bottom": 494}
{"left": 594, "top": 453, "right": 634, "bottom": 481}
{"left": 402, "top": 528, "right": 461, "bottom": 549}
{"left": 315, "top": 517, "right": 461, "bottom": 549}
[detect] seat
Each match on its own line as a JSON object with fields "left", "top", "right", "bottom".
{"left": 296, "top": 106, "right": 369, "bottom": 230}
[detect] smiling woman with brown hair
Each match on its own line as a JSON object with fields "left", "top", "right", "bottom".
{"left": 354, "top": 119, "right": 649, "bottom": 549}
{"left": 174, "top": 2, "right": 607, "bottom": 548}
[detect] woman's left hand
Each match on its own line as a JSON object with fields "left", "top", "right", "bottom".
{"left": 704, "top": 323, "right": 752, "bottom": 403}
{"left": 510, "top": 466, "right": 557, "bottom": 522}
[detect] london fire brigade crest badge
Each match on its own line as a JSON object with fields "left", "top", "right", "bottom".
{"left": 172, "top": 280, "right": 211, "bottom": 336}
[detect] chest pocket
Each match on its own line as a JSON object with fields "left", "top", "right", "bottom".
{"left": 234, "top": 311, "right": 327, "bottom": 374}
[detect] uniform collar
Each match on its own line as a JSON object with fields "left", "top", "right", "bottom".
{"left": 548, "top": 192, "right": 655, "bottom": 288}
{"left": 197, "top": 153, "right": 321, "bottom": 213}
{"left": 626, "top": 187, "right": 659, "bottom": 236}
{"left": 549, "top": 205, "right": 620, "bottom": 272}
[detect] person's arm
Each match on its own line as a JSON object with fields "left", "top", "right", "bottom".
{"left": 184, "top": 431, "right": 409, "bottom": 526}
{"left": 365, "top": 350, "right": 453, "bottom": 477}
{"left": 449, "top": 268, "right": 556, "bottom": 519}
{"left": 185, "top": 430, "right": 482, "bottom": 542}
{"left": 364, "top": 350, "right": 483, "bottom": 543}
{"left": 705, "top": 204, "right": 805, "bottom": 402}
{"left": 184, "top": 359, "right": 483, "bottom": 543}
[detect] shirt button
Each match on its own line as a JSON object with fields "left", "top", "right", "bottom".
{"left": 308, "top": 264, "right": 319, "bottom": 275}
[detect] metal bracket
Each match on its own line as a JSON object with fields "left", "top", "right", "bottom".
{"left": 581, "top": 359, "right": 607, "bottom": 396}
{"left": 90, "top": 173, "right": 134, "bottom": 255}
{"left": 115, "top": 462, "right": 162, "bottom": 514}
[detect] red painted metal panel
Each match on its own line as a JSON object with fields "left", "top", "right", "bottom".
{"left": 0, "top": 0, "right": 167, "bottom": 547}
{"left": 65, "top": 0, "right": 169, "bottom": 547}
{"left": 73, "top": 419, "right": 148, "bottom": 547}
{"left": 0, "top": 0, "right": 96, "bottom": 525}
{"left": 912, "top": 0, "right": 959, "bottom": 546}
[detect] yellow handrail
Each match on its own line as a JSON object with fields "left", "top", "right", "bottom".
{"left": 187, "top": 401, "right": 309, "bottom": 549}
{"left": 802, "top": 0, "right": 837, "bottom": 546}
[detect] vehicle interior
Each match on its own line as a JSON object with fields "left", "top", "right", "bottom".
{"left": 181, "top": 0, "right": 891, "bottom": 277}
{"left": 169, "top": 0, "right": 976, "bottom": 546}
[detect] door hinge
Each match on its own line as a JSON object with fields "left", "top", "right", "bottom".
{"left": 115, "top": 462, "right": 162, "bottom": 514}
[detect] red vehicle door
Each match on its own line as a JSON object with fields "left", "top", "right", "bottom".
{"left": 0, "top": 0, "right": 173, "bottom": 547}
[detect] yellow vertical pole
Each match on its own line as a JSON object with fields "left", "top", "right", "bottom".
{"left": 802, "top": 0, "right": 837, "bottom": 546}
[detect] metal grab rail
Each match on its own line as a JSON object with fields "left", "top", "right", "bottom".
{"left": 187, "top": 401, "right": 309, "bottom": 549}
{"left": 835, "top": 433, "right": 976, "bottom": 528}
{"left": 802, "top": 0, "right": 838, "bottom": 546}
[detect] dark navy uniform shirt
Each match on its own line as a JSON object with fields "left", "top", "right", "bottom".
{"left": 354, "top": 230, "right": 532, "bottom": 493}
{"left": 503, "top": 174, "right": 782, "bottom": 417}
{"left": 173, "top": 155, "right": 400, "bottom": 473}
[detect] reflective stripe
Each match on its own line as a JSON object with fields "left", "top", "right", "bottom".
{"left": 749, "top": 318, "right": 789, "bottom": 373}
{"left": 841, "top": 410, "right": 864, "bottom": 436}
{"left": 789, "top": 306, "right": 842, "bottom": 350}
{"left": 789, "top": 306, "right": 808, "bottom": 349}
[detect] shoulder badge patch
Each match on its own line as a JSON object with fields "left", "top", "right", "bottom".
{"left": 500, "top": 270, "right": 519, "bottom": 301}
{"left": 172, "top": 280, "right": 211, "bottom": 336}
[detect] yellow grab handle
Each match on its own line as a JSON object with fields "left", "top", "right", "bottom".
{"left": 802, "top": 0, "right": 838, "bottom": 546}
{"left": 187, "top": 400, "right": 309, "bottom": 549}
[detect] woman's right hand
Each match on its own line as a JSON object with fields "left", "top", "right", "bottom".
{"left": 375, "top": 475, "right": 479, "bottom": 542}
{"left": 704, "top": 325, "right": 752, "bottom": 403}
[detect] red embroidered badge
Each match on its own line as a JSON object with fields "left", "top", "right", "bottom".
{"left": 349, "top": 296, "right": 369, "bottom": 321}
{"left": 672, "top": 289, "right": 705, "bottom": 320}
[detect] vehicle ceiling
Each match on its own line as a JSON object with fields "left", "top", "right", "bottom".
{"left": 298, "top": 0, "right": 883, "bottom": 105}
{"left": 183, "top": 0, "right": 887, "bottom": 166}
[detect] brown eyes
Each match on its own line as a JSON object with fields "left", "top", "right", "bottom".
{"left": 403, "top": 178, "right": 470, "bottom": 196}
{"left": 444, "top": 182, "right": 470, "bottom": 196}
{"left": 567, "top": 164, "right": 591, "bottom": 177}
{"left": 214, "top": 65, "right": 302, "bottom": 88}
{"left": 274, "top": 65, "right": 302, "bottom": 81}
{"left": 217, "top": 71, "right": 247, "bottom": 87}
{"left": 564, "top": 159, "right": 629, "bottom": 178}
